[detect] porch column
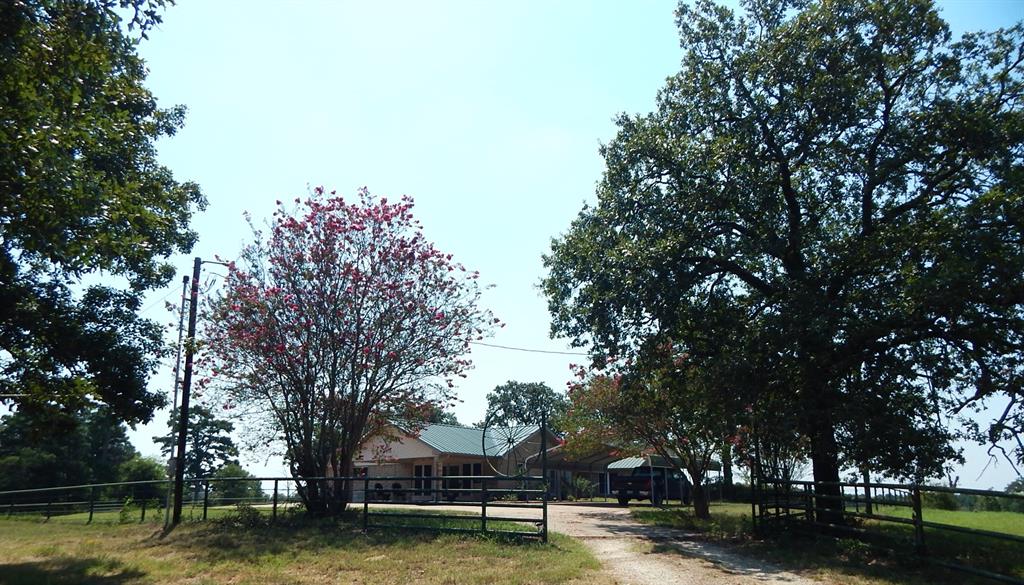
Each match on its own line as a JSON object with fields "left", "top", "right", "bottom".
{"left": 433, "top": 455, "right": 441, "bottom": 503}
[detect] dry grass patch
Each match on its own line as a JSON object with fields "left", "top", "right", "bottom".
{"left": 0, "top": 512, "right": 607, "bottom": 585}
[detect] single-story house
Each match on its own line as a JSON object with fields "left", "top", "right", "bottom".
{"left": 354, "top": 422, "right": 724, "bottom": 502}
{"left": 353, "top": 422, "right": 565, "bottom": 502}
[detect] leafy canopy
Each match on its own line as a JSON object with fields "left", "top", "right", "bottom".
{"left": 0, "top": 0, "right": 206, "bottom": 423}
{"left": 0, "top": 405, "right": 140, "bottom": 491}
{"left": 481, "top": 381, "right": 567, "bottom": 433}
{"left": 153, "top": 405, "right": 240, "bottom": 479}
{"left": 204, "top": 188, "right": 494, "bottom": 515}
{"left": 544, "top": 0, "right": 1024, "bottom": 486}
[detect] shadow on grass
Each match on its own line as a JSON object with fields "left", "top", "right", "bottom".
{"left": 145, "top": 508, "right": 547, "bottom": 565}
{"left": 0, "top": 556, "right": 146, "bottom": 585}
{"left": 633, "top": 505, "right": 1021, "bottom": 585}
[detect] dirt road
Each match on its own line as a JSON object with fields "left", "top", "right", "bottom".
{"left": 544, "top": 503, "right": 822, "bottom": 585}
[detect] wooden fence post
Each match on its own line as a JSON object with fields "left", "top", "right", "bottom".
{"left": 362, "top": 476, "right": 369, "bottom": 532}
{"left": 862, "top": 469, "right": 873, "bottom": 515}
{"left": 911, "top": 484, "right": 925, "bottom": 555}
{"left": 481, "top": 478, "right": 488, "bottom": 533}
{"left": 804, "top": 483, "right": 813, "bottom": 522}
{"left": 202, "top": 481, "right": 210, "bottom": 521}
{"left": 140, "top": 499, "right": 147, "bottom": 523}
{"left": 272, "top": 479, "right": 279, "bottom": 520}
{"left": 88, "top": 488, "right": 95, "bottom": 524}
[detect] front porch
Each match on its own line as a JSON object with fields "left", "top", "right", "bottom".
{"left": 355, "top": 456, "right": 495, "bottom": 503}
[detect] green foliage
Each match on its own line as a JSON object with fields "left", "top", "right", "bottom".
{"left": 631, "top": 503, "right": 753, "bottom": 540}
{"left": 482, "top": 381, "right": 568, "bottom": 433}
{"left": 978, "top": 495, "right": 1003, "bottom": 512}
{"left": 118, "top": 497, "right": 137, "bottom": 524}
{"left": 116, "top": 455, "right": 166, "bottom": 501}
{"left": 209, "top": 463, "right": 264, "bottom": 505}
{"left": 571, "top": 476, "right": 597, "bottom": 500}
{"left": 1007, "top": 478, "right": 1024, "bottom": 494}
{"left": 542, "top": 0, "right": 1024, "bottom": 492}
{"left": 563, "top": 354, "right": 738, "bottom": 519}
{"left": 424, "top": 404, "right": 461, "bottom": 426}
{"left": 922, "top": 490, "right": 959, "bottom": 511}
{"left": 153, "top": 405, "right": 239, "bottom": 479}
{"left": 0, "top": 406, "right": 137, "bottom": 490}
{"left": 0, "top": 448, "right": 61, "bottom": 491}
{"left": 1004, "top": 479, "right": 1024, "bottom": 513}
{"left": 0, "top": 0, "right": 206, "bottom": 424}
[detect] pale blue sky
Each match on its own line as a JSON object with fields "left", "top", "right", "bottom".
{"left": 127, "top": 0, "right": 1024, "bottom": 488}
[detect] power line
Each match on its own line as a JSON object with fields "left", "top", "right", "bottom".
{"left": 139, "top": 287, "right": 180, "bottom": 315}
{"left": 469, "top": 341, "right": 589, "bottom": 356}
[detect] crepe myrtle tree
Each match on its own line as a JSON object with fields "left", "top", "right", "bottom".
{"left": 202, "top": 187, "right": 497, "bottom": 516}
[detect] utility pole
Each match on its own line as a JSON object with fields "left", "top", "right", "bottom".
{"left": 164, "top": 274, "right": 190, "bottom": 527}
{"left": 172, "top": 258, "right": 202, "bottom": 525}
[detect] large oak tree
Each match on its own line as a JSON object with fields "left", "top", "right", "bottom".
{"left": 544, "top": 0, "right": 1023, "bottom": 519}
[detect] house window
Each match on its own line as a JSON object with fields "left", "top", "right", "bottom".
{"left": 461, "top": 462, "right": 483, "bottom": 489}
{"left": 443, "top": 465, "right": 460, "bottom": 492}
{"left": 414, "top": 464, "right": 433, "bottom": 495}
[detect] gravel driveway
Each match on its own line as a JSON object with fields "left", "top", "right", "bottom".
{"left": 545, "top": 503, "right": 822, "bottom": 585}
{"left": 369, "top": 501, "right": 823, "bottom": 584}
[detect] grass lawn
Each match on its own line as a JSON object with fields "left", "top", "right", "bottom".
{"left": 0, "top": 508, "right": 607, "bottom": 585}
{"left": 631, "top": 502, "right": 1024, "bottom": 585}
{"left": 869, "top": 504, "right": 1024, "bottom": 536}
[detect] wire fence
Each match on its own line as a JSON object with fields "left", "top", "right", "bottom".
{"left": 0, "top": 474, "right": 549, "bottom": 541}
{"left": 754, "top": 477, "right": 1024, "bottom": 584}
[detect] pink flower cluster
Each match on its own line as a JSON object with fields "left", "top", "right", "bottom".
{"left": 200, "top": 186, "right": 498, "bottom": 411}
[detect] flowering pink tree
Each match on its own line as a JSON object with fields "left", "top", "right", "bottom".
{"left": 203, "top": 187, "right": 495, "bottom": 516}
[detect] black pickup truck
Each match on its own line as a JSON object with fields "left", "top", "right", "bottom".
{"left": 611, "top": 466, "right": 669, "bottom": 506}
{"left": 611, "top": 465, "right": 693, "bottom": 506}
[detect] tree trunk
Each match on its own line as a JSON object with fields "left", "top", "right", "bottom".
{"left": 800, "top": 362, "right": 844, "bottom": 525}
{"left": 861, "top": 466, "right": 872, "bottom": 515}
{"left": 332, "top": 452, "right": 354, "bottom": 515}
{"left": 691, "top": 481, "right": 710, "bottom": 519}
{"left": 721, "top": 444, "right": 733, "bottom": 500}
{"left": 291, "top": 455, "right": 332, "bottom": 517}
{"left": 809, "top": 418, "right": 843, "bottom": 524}
{"left": 686, "top": 465, "right": 711, "bottom": 519}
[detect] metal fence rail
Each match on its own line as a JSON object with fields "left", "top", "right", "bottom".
{"left": 359, "top": 474, "right": 547, "bottom": 541}
{"left": 754, "top": 477, "right": 1024, "bottom": 584}
{"left": 0, "top": 474, "right": 548, "bottom": 541}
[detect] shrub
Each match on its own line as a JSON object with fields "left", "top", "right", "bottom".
{"left": 571, "top": 476, "right": 597, "bottom": 500}
{"left": 922, "top": 490, "right": 958, "bottom": 511}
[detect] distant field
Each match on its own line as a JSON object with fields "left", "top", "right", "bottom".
{"left": 868, "top": 504, "right": 1024, "bottom": 536}
{"left": 631, "top": 502, "right": 1023, "bottom": 585}
{"left": 10, "top": 502, "right": 296, "bottom": 525}
{"left": 0, "top": 509, "right": 606, "bottom": 585}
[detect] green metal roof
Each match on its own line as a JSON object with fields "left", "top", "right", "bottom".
{"left": 607, "top": 455, "right": 721, "bottom": 471}
{"left": 413, "top": 423, "right": 539, "bottom": 457}
{"left": 607, "top": 456, "right": 651, "bottom": 470}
